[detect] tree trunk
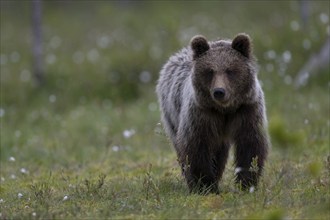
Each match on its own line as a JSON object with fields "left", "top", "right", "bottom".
{"left": 32, "top": 0, "right": 44, "bottom": 85}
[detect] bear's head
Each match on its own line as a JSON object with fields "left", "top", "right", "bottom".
{"left": 190, "top": 33, "right": 258, "bottom": 111}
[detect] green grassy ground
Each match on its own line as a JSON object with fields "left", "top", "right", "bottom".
{"left": 1, "top": 1, "right": 329, "bottom": 219}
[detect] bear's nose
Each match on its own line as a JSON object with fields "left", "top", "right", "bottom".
{"left": 213, "top": 88, "right": 226, "bottom": 100}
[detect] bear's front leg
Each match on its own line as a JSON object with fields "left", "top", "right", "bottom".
{"left": 177, "top": 139, "right": 221, "bottom": 194}
{"left": 181, "top": 153, "right": 219, "bottom": 194}
{"left": 233, "top": 106, "right": 269, "bottom": 190}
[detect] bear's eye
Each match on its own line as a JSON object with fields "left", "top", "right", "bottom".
{"left": 225, "top": 69, "right": 235, "bottom": 75}
{"left": 205, "top": 69, "right": 214, "bottom": 75}
{"left": 204, "top": 69, "right": 214, "bottom": 82}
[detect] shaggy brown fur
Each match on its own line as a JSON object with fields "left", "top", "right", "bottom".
{"left": 156, "top": 34, "right": 269, "bottom": 194}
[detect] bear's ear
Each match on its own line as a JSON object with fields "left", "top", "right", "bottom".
{"left": 191, "top": 35, "right": 210, "bottom": 59}
{"left": 232, "top": 33, "right": 252, "bottom": 58}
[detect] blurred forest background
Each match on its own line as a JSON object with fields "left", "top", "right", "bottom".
{"left": 0, "top": 0, "right": 329, "bottom": 219}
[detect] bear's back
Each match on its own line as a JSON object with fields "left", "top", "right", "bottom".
{"left": 157, "top": 47, "right": 193, "bottom": 105}
{"left": 156, "top": 47, "right": 195, "bottom": 139}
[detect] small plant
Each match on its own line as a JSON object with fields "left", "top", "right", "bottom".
{"left": 84, "top": 173, "right": 106, "bottom": 194}
{"left": 249, "top": 156, "right": 259, "bottom": 174}
{"left": 142, "top": 164, "right": 160, "bottom": 202}
{"left": 30, "top": 181, "right": 53, "bottom": 209}
{"left": 74, "top": 173, "right": 106, "bottom": 199}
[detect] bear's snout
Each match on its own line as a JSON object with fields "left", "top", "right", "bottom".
{"left": 212, "top": 88, "right": 226, "bottom": 101}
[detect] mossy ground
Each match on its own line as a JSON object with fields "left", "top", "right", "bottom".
{"left": 1, "top": 1, "right": 329, "bottom": 219}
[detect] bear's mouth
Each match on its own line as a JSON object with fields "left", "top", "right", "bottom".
{"left": 212, "top": 97, "right": 230, "bottom": 107}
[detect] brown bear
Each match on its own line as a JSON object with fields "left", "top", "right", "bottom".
{"left": 156, "top": 33, "right": 270, "bottom": 194}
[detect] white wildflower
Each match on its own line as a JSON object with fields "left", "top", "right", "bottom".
{"left": 234, "top": 167, "right": 242, "bottom": 175}
{"left": 9, "top": 156, "right": 15, "bottom": 162}
{"left": 63, "top": 195, "right": 69, "bottom": 201}
{"left": 282, "top": 50, "right": 291, "bottom": 63}
{"left": 112, "top": 146, "right": 120, "bottom": 152}
{"left": 249, "top": 186, "right": 255, "bottom": 193}
{"left": 46, "top": 54, "right": 56, "bottom": 64}
{"left": 0, "top": 108, "right": 5, "bottom": 117}
{"left": 320, "top": 13, "right": 329, "bottom": 24}
{"left": 87, "top": 49, "right": 99, "bottom": 63}
{"left": 148, "top": 102, "right": 158, "bottom": 112}
{"left": 20, "top": 168, "right": 28, "bottom": 174}
{"left": 49, "top": 95, "right": 56, "bottom": 103}
{"left": 18, "top": 193, "right": 23, "bottom": 198}
{"left": 139, "top": 71, "right": 152, "bottom": 83}
{"left": 20, "top": 69, "right": 31, "bottom": 82}
{"left": 123, "top": 129, "right": 135, "bottom": 139}
{"left": 15, "top": 130, "right": 21, "bottom": 138}
{"left": 290, "top": 20, "right": 300, "bottom": 31}
{"left": 72, "top": 51, "right": 84, "bottom": 64}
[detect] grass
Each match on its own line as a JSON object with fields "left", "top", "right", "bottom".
{"left": 1, "top": 1, "right": 329, "bottom": 219}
